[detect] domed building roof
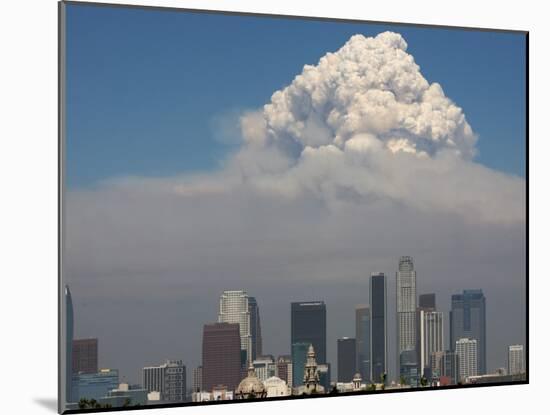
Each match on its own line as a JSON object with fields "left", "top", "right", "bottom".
{"left": 235, "top": 364, "right": 267, "bottom": 399}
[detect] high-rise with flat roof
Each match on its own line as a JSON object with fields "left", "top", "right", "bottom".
{"left": 418, "top": 293, "right": 436, "bottom": 310}
{"left": 419, "top": 311, "right": 444, "bottom": 377}
{"left": 276, "top": 355, "right": 292, "bottom": 388}
{"left": 337, "top": 337, "right": 356, "bottom": 382}
{"left": 143, "top": 360, "right": 186, "bottom": 402}
{"left": 291, "top": 301, "right": 327, "bottom": 365}
{"left": 370, "top": 273, "right": 387, "bottom": 383}
{"left": 397, "top": 256, "right": 417, "bottom": 374}
{"left": 450, "top": 290, "right": 486, "bottom": 374}
{"left": 192, "top": 366, "right": 203, "bottom": 393}
{"left": 73, "top": 338, "right": 98, "bottom": 375}
{"left": 202, "top": 322, "right": 242, "bottom": 391}
{"left": 456, "top": 338, "right": 478, "bottom": 381}
{"left": 355, "top": 305, "right": 371, "bottom": 383}
{"left": 508, "top": 345, "right": 525, "bottom": 375}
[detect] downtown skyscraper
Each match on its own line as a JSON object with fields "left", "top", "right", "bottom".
{"left": 72, "top": 338, "right": 98, "bottom": 375}
{"left": 355, "top": 305, "right": 371, "bottom": 382}
{"left": 450, "top": 289, "right": 487, "bottom": 374}
{"left": 396, "top": 256, "right": 417, "bottom": 373}
{"left": 218, "top": 290, "right": 257, "bottom": 365}
{"left": 508, "top": 345, "right": 525, "bottom": 375}
{"left": 248, "top": 296, "right": 263, "bottom": 361}
{"left": 63, "top": 285, "right": 74, "bottom": 405}
{"left": 337, "top": 337, "right": 356, "bottom": 382}
{"left": 291, "top": 301, "right": 327, "bottom": 365}
{"left": 370, "top": 273, "right": 387, "bottom": 383}
{"left": 418, "top": 310, "right": 444, "bottom": 376}
{"left": 201, "top": 322, "right": 242, "bottom": 392}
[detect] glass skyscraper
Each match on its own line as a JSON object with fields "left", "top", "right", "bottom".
{"left": 397, "top": 256, "right": 417, "bottom": 374}
{"left": 291, "top": 301, "right": 327, "bottom": 365}
{"left": 248, "top": 296, "right": 263, "bottom": 361}
{"left": 337, "top": 337, "right": 356, "bottom": 382}
{"left": 63, "top": 285, "right": 74, "bottom": 405}
{"left": 355, "top": 305, "right": 371, "bottom": 383}
{"left": 450, "top": 289, "right": 486, "bottom": 375}
{"left": 291, "top": 342, "right": 310, "bottom": 388}
{"left": 370, "top": 273, "right": 387, "bottom": 383}
{"left": 218, "top": 290, "right": 253, "bottom": 365}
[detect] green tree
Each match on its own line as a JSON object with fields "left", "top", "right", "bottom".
{"left": 420, "top": 376, "right": 428, "bottom": 387}
{"left": 78, "top": 398, "right": 89, "bottom": 409}
{"left": 380, "top": 372, "right": 387, "bottom": 390}
{"left": 400, "top": 375, "right": 407, "bottom": 386}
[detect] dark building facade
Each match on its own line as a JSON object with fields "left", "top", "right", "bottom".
{"left": 418, "top": 293, "right": 436, "bottom": 310}
{"left": 64, "top": 285, "right": 74, "bottom": 405}
{"left": 399, "top": 349, "right": 419, "bottom": 387}
{"left": 439, "top": 350, "right": 459, "bottom": 385}
{"left": 72, "top": 338, "right": 98, "bottom": 374}
{"left": 450, "top": 290, "right": 486, "bottom": 375}
{"left": 202, "top": 322, "right": 242, "bottom": 392}
{"left": 337, "top": 337, "right": 356, "bottom": 382}
{"left": 291, "top": 301, "right": 327, "bottom": 364}
{"left": 370, "top": 273, "right": 387, "bottom": 383}
{"left": 355, "top": 306, "right": 371, "bottom": 383}
{"left": 291, "top": 342, "right": 310, "bottom": 388}
{"left": 248, "top": 296, "right": 263, "bottom": 362}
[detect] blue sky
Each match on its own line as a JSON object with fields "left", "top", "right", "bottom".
{"left": 65, "top": 3, "right": 526, "bottom": 188}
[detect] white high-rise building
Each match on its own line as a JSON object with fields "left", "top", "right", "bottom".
{"left": 397, "top": 256, "right": 417, "bottom": 370}
{"left": 143, "top": 360, "right": 186, "bottom": 402}
{"left": 508, "top": 345, "right": 525, "bottom": 375}
{"left": 253, "top": 356, "right": 276, "bottom": 382}
{"left": 456, "top": 338, "right": 478, "bottom": 381}
{"left": 218, "top": 290, "right": 252, "bottom": 364}
{"left": 419, "top": 310, "right": 444, "bottom": 376}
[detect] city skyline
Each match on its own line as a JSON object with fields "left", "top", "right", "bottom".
{"left": 65, "top": 256, "right": 523, "bottom": 391}
{"left": 62, "top": 2, "right": 527, "bottom": 410}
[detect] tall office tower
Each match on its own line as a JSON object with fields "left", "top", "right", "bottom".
{"left": 418, "top": 293, "right": 436, "bottom": 310}
{"left": 192, "top": 366, "right": 203, "bottom": 392}
{"left": 355, "top": 305, "right": 371, "bottom": 383}
{"left": 248, "top": 296, "right": 263, "bottom": 361}
{"left": 218, "top": 290, "right": 252, "bottom": 365}
{"left": 337, "top": 337, "right": 357, "bottom": 382}
{"left": 73, "top": 338, "right": 98, "bottom": 374}
{"left": 63, "top": 285, "right": 74, "bottom": 405}
{"left": 276, "top": 355, "right": 292, "bottom": 388}
{"left": 370, "top": 273, "right": 387, "bottom": 383}
{"left": 396, "top": 256, "right": 417, "bottom": 374}
{"left": 291, "top": 301, "right": 327, "bottom": 365}
{"left": 291, "top": 342, "right": 310, "bottom": 388}
{"left": 435, "top": 350, "right": 459, "bottom": 385}
{"left": 143, "top": 360, "right": 186, "bottom": 402}
{"left": 456, "top": 338, "right": 478, "bottom": 381}
{"left": 202, "top": 322, "right": 242, "bottom": 391}
{"left": 508, "top": 345, "right": 525, "bottom": 375}
{"left": 418, "top": 311, "right": 444, "bottom": 377}
{"left": 450, "top": 289, "right": 486, "bottom": 374}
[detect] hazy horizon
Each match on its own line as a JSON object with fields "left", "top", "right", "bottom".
{"left": 63, "top": 4, "right": 526, "bottom": 389}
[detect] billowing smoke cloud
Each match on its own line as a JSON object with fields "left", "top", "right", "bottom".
{"left": 65, "top": 32, "right": 526, "bottom": 383}
{"left": 176, "top": 32, "right": 524, "bottom": 224}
